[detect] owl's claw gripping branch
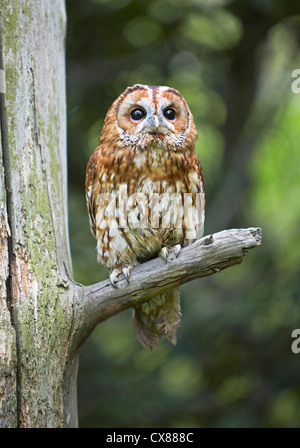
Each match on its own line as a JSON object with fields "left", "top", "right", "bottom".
{"left": 160, "top": 247, "right": 169, "bottom": 262}
{"left": 109, "top": 269, "right": 121, "bottom": 286}
{"left": 171, "top": 244, "right": 181, "bottom": 258}
{"left": 160, "top": 244, "right": 182, "bottom": 263}
{"left": 109, "top": 265, "right": 133, "bottom": 286}
{"left": 123, "top": 265, "right": 132, "bottom": 284}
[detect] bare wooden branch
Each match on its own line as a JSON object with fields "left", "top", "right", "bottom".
{"left": 75, "top": 227, "right": 262, "bottom": 347}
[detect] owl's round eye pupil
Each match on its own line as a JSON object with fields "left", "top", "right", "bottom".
{"left": 130, "top": 108, "right": 146, "bottom": 121}
{"left": 164, "top": 108, "right": 176, "bottom": 120}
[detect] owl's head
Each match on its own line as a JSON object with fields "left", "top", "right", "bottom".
{"left": 103, "top": 84, "right": 197, "bottom": 150}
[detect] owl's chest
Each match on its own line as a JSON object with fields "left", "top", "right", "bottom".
{"left": 133, "top": 146, "right": 166, "bottom": 171}
{"left": 131, "top": 147, "right": 185, "bottom": 193}
{"left": 100, "top": 145, "right": 196, "bottom": 197}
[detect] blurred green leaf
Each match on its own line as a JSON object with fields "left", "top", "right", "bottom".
{"left": 124, "top": 17, "right": 162, "bottom": 48}
{"left": 181, "top": 10, "right": 242, "bottom": 50}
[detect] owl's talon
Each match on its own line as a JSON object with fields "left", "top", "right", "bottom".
{"left": 123, "top": 265, "right": 132, "bottom": 284}
{"left": 110, "top": 266, "right": 133, "bottom": 286}
{"left": 110, "top": 277, "right": 118, "bottom": 287}
{"left": 161, "top": 247, "right": 169, "bottom": 262}
{"left": 172, "top": 244, "right": 181, "bottom": 258}
{"left": 109, "top": 269, "right": 121, "bottom": 286}
{"left": 124, "top": 274, "right": 130, "bottom": 284}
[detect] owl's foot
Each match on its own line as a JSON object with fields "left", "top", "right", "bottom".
{"left": 160, "top": 244, "right": 182, "bottom": 262}
{"left": 110, "top": 268, "right": 121, "bottom": 286}
{"left": 109, "top": 265, "right": 133, "bottom": 286}
{"left": 171, "top": 244, "right": 181, "bottom": 258}
{"left": 123, "top": 265, "right": 132, "bottom": 284}
{"left": 160, "top": 247, "right": 169, "bottom": 262}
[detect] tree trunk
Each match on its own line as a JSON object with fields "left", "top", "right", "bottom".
{"left": 0, "top": 1, "right": 262, "bottom": 428}
{"left": 0, "top": 0, "right": 78, "bottom": 427}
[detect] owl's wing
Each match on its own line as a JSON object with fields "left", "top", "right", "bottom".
{"left": 85, "top": 146, "right": 101, "bottom": 238}
{"left": 85, "top": 144, "right": 141, "bottom": 270}
{"left": 183, "top": 152, "right": 205, "bottom": 245}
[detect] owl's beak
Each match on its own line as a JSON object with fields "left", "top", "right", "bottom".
{"left": 147, "top": 114, "right": 161, "bottom": 132}
{"left": 153, "top": 115, "right": 160, "bottom": 130}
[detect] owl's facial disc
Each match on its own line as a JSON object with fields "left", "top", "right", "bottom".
{"left": 115, "top": 85, "right": 195, "bottom": 147}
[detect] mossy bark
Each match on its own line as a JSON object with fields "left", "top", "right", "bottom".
{"left": 0, "top": 0, "right": 78, "bottom": 428}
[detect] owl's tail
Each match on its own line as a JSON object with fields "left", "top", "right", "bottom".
{"left": 133, "top": 288, "right": 181, "bottom": 349}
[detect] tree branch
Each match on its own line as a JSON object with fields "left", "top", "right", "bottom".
{"left": 75, "top": 227, "right": 262, "bottom": 347}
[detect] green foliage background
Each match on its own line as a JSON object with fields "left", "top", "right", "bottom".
{"left": 66, "top": 0, "right": 300, "bottom": 427}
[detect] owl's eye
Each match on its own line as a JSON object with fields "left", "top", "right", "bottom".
{"left": 130, "top": 108, "right": 146, "bottom": 121}
{"left": 163, "top": 108, "right": 176, "bottom": 120}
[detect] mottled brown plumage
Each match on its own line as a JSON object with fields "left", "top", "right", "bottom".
{"left": 86, "top": 84, "right": 205, "bottom": 348}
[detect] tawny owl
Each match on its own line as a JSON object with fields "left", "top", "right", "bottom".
{"left": 85, "top": 84, "right": 205, "bottom": 349}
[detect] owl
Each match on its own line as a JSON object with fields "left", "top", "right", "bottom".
{"left": 85, "top": 84, "right": 205, "bottom": 349}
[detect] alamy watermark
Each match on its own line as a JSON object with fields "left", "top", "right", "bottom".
{"left": 91, "top": 187, "right": 205, "bottom": 238}
{"left": 0, "top": 69, "right": 5, "bottom": 94}
{"left": 291, "top": 329, "right": 300, "bottom": 354}
{"left": 291, "top": 69, "right": 300, "bottom": 94}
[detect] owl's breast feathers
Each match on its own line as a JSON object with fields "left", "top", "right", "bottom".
{"left": 86, "top": 141, "right": 205, "bottom": 268}
{"left": 86, "top": 141, "right": 204, "bottom": 196}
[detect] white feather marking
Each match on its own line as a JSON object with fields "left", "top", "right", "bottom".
{"left": 134, "top": 152, "right": 147, "bottom": 168}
